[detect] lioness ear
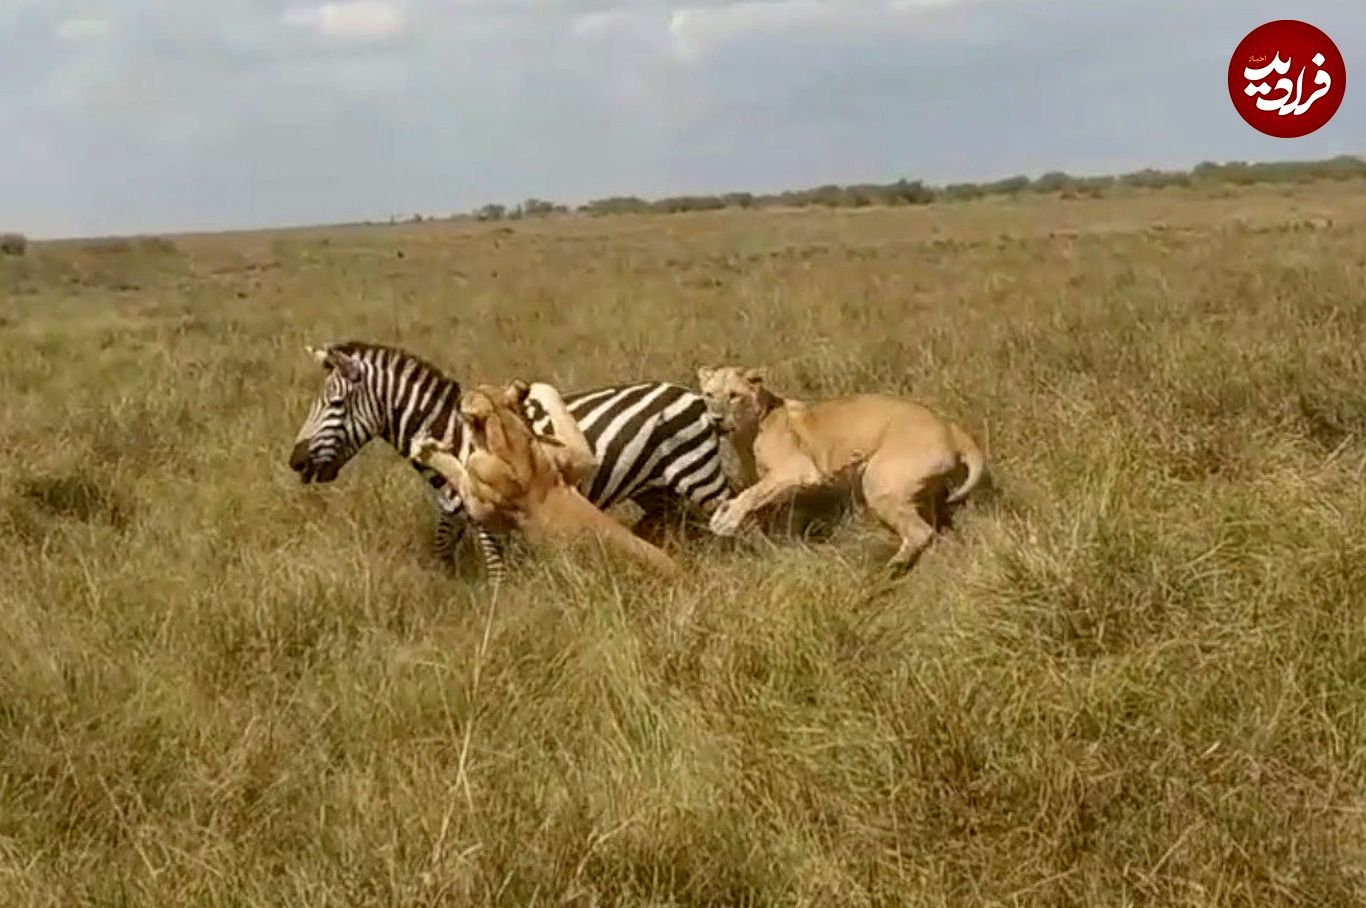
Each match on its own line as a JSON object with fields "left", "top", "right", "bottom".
{"left": 697, "top": 366, "right": 715, "bottom": 385}
{"left": 306, "top": 344, "right": 330, "bottom": 368}
{"left": 743, "top": 367, "right": 764, "bottom": 387}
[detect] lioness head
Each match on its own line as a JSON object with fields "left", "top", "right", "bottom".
{"left": 696, "top": 365, "right": 767, "bottom": 434}
{"left": 460, "top": 381, "right": 566, "bottom": 490}
{"left": 460, "top": 383, "right": 539, "bottom": 487}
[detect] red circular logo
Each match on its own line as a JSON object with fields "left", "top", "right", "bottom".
{"left": 1228, "top": 20, "right": 1346, "bottom": 138}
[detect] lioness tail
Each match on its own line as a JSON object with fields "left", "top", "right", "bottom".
{"left": 946, "top": 423, "right": 986, "bottom": 504}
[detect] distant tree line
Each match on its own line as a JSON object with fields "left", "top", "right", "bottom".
{"left": 465, "top": 155, "right": 1366, "bottom": 221}
{"left": 473, "top": 198, "right": 571, "bottom": 222}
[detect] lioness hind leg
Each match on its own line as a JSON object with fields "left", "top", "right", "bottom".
{"left": 861, "top": 454, "right": 946, "bottom": 571}
{"left": 540, "top": 488, "right": 679, "bottom": 576}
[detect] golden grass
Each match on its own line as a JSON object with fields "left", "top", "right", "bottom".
{"left": 2, "top": 182, "right": 1365, "bottom": 905}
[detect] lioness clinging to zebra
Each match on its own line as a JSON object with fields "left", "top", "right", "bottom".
{"left": 410, "top": 381, "right": 679, "bottom": 576}
{"left": 697, "top": 366, "right": 986, "bottom": 570}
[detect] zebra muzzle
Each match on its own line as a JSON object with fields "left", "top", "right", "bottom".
{"left": 289, "top": 441, "right": 340, "bottom": 484}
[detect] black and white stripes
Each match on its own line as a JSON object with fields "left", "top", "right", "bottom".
{"left": 532, "top": 381, "right": 731, "bottom": 511}
{"left": 288, "top": 341, "right": 733, "bottom": 579}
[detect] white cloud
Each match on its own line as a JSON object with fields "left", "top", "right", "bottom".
{"left": 569, "top": 8, "right": 636, "bottom": 39}
{"left": 283, "top": 1, "right": 406, "bottom": 43}
{"left": 560, "top": 7, "right": 690, "bottom": 113}
{"left": 266, "top": 55, "right": 412, "bottom": 94}
{"left": 55, "top": 17, "right": 110, "bottom": 42}
{"left": 887, "top": 0, "right": 962, "bottom": 9}
{"left": 670, "top": 1, "right": 835, "bottom": 61}
{"left": 666, "top": 0, "right": 969, "bottom": 62}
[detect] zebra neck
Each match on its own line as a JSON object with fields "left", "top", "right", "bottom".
{"left": 384, "top": 376, "right": 464, "bottom": 459}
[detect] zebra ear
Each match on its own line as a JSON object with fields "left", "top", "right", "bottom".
{"left": 310, "top": 345, "right": 361, "bottom": 382}
{"left": 330, "top": 351, "right": 363, "bottom": 383}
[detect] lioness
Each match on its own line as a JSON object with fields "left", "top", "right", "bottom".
{"left": 411, "top": 381, "right": 678, "bottom": 577}
{"left": 697, "top": 366, "right": 986, "bottom": 569}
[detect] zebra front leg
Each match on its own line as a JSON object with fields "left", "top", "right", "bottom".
{"left": 415, "top": 436, "right": 507, "bottom": 585}
{"left": 433, "top": 500, "right": 468, "bottom": 563}
{"left": 474, "top": 526, "right": 507, "bottom": 587}
{"left": 434, "top": 496, "right": 507, "bottom": 585}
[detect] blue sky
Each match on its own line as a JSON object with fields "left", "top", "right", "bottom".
{"left": 2, "top": 0, "right": 1362, "bottom": 237}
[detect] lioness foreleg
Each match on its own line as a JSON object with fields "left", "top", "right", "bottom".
{"left": 708, "top": 464, "right": 822, "bottom": 536}
{"left": 413, "top": 436, "right": 509, "bottom": 524}
{"left": 411, "top": 437, "right": 467, "bottom": 487}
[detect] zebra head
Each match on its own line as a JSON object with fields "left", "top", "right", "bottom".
{"left": 289, "top": 343, "right": 386, "bottom": 484}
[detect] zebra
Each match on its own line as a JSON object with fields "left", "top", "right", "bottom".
{"left": 287, "top": 341, "right": 735, "bottom": 581}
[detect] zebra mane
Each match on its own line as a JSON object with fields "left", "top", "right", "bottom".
{"left": 330, "top": 340, "right": 461, "bottom": 395}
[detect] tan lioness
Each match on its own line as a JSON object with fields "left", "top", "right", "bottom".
{"left": 697, "top": 366, "right": 986, "bottom": 569}
{"left": 411, "top": 381, "right": 678, "bottom": 577}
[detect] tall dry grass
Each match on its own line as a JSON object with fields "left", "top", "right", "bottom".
{"left": 1, "top": 183, "right": 1364, "bottom": 905}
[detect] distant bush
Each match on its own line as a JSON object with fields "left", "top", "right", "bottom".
{"left": 984, "top": 175, "right": 1031, "bottom": 196}
{"left": 1031, "top": 171, "right": 1074, "bottom": 194}
{"left": 522, "top": 198, "right": 566, "bottom": 218}
{"left": 1120, "top": 169, "right": 1191, "bottom": 190}
{"left": 806, "top": 185, "right": 846, "bottom": 208}
{"left": 941, "top": 182, "right": 985, "bottom": 202}
{"left": 138, "top": 236, "right": 179, "bottom": 256}
{"left": 0, "top": 233, "right": 26, "bottom": 256}
{"left": 582, "top": 196, "right": 651, "bottom": 216}
{"left": 884, "top": 178, "right": 936, "bottom": 205}
{"left": 475, "top": 204, "right": 507, "bottom": 222}
{"left": 653, "top": 195, "right": 727, "bottom": 214}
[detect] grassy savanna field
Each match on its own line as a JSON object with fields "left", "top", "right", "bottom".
{"left": 3, "top": 181, "right": 1366, "bottom": 906}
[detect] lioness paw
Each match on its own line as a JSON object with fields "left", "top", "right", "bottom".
{"left": 411, "top": 433, "right": 444, "bottom": 464}
{"left": 709, "top": 502, "right": 747, "bottom": 536}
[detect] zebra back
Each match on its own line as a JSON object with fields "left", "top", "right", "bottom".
{"left": 530, "top": 381, "right": 732, "bottom": 514}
